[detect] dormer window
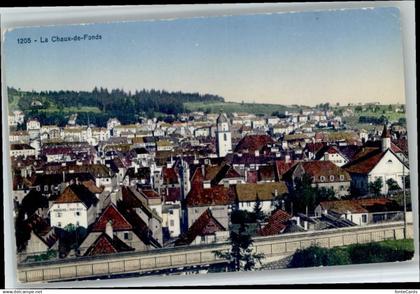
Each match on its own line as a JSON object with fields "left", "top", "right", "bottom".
{"left": 330, "top": 175, "right": 335, "bottom": 181}
{"left": 320, "top": 176, "right": 325, "bottom": 182}
{"left": 340, "top": 175, "right": 345, "bottom": 181}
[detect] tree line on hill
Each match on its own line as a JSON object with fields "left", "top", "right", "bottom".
{"left": 8, "top": 87, "right": 224, "bottom": 127}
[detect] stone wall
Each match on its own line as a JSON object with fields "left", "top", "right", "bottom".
{"left": 17, "top": 221, "right": 413, "bottom": 284}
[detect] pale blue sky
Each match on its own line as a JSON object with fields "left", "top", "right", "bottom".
{"left": 4, "top": 7, "right": 405, "bottom": 106}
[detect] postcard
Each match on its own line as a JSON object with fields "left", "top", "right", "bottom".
{"left": 2, "top": 4, "right": 417, "bottom": 286}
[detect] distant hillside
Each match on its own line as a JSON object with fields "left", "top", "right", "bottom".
{"left": 184, "top": 101, "right": 303, "bottom": 116}
{"left": 7, "top": 87, "right": 225, "bottom": 127}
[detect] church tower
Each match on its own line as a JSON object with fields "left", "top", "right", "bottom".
{"left": 216, "top": 113, "right": 232, "bottom": 157}
{"left": 381, "top": 124, "right": 391, "bottom": 152}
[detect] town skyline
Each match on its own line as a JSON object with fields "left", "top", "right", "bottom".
{"left": 5, "top": 7, "right": 406, "bottom": 106}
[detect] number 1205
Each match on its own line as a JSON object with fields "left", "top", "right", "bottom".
{"left": 17, "top": 38, "right": 31, "bottom": 44}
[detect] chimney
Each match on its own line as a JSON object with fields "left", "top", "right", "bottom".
{"left": 105, "top": 220, "right": 113, "bottom": 239}
{"left": 274, "top": 189, "right": 278, "bottom": 197}
{"left": 285, "top": 154, "right": 290, "bottom": 163}
{"left": 255, "top": 150, "right": 260, "bottom": 157}
{"left": 281, "top": 199, "right": 285, "bottom": 211}
{"left": 201, "top": 164, "right": 205, "bottom": 177}
{"left": 303, "top": 220, "right": 308, "bottom": 231}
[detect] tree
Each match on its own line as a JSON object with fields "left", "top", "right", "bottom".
{"left": 289, "top": 173, "right": 316, "bottom": 214}
{"left": 386, "top": 178, "right": 400, "bottom": 192}
{"left": 369, "top": 177, "right": 383, "bottom": 197}
{"left": 213, "top": 221, "right": 265, "bottom": 272}
{"left": 252, "top": 196, "right": 265, "bottom": 228}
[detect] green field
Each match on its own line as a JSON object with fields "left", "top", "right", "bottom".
{"left": 39, "top": 106, "right": 102, "bottom": 113}
{"left": 184, "top": 101, "right": 301, "bottom": 115}
{"left": 334, "top": 104, "right": 407, "bottom": 130}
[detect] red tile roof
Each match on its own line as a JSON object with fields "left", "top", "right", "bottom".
{"left": 234, "top": 134, "right": 275, "bottom": 153}
{"left": 305, "top": 142, "right": 327, "bottom": 154}
{"left": 290, "top": 161, "right": 351, "bottom": 183}
{"left": 162, "top": 167, "right": 179, "bottom": 185}
{"left": 258, "top": 165, "right": 277, "bottom": 182}
{"left": 392, "top": 139, "right": 408, "bottom": 154}
{"left": 175, "top": 209, "right": 225, "bottom": 245}
{"left": 84, "top": 233, "right": 134, "bottom": 256}
{"left": 165, "top": 187, "right": 181, "bottom": 202}
{"left": 275, "top": 160, "right": 298, "bottom": 179}
{"left": 343, "top": 149, "right": 386, "bottom": 174}
{"left": 53, "top": 184, "right": 98, "bottom": 208}
{"left": 91, "top": 204, "right": 133, "bottom": 232}
{"left": 186, "top": 185, "right": 233, "bottom": 207}
{"left": 259, "top": 209, "right": 291, "bottom": 236}
{"left": 142, "top": 189, "right": 160, "bottom": 199}
{"left": 319, "top": 198, "right": 397, "bottom": 214}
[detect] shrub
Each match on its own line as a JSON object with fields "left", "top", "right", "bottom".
{"left": 288, "top": 245, "right": 350, "bottom": 268}
{"left": 347, "top": 242, "right": 414, "bottom": 264}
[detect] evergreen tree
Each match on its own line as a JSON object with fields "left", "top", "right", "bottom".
{"left": 386, "top": 178, "right": 400, "bottom": 192}
{"left": 253, "top": 195, "right": 265, "bottom": 226}
{"left": 213, "top": 220, "right": 265, "bottom": 272}
{"left": 369, "top": 177, "right": 383, "bottom": 197}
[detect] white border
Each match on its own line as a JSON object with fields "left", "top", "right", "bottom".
{"left": 1, "top": 1, "right": 418, "bottom": 288}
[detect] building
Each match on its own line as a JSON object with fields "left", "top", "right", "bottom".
{"left": 315, "top": 198, "right": 404, "bottom": 226}
{"left": 216, "top": 113, "right": 232, "bottom": 157}
{"left": 175, "top": 209, "right": 227, "bottom": 246}
{"left": 49, "top": 184, "right": 99, "bottom": 229}
{"left": 343, "top": 125, "right": 409, "bottom": 195}
{"left": 284, "top": 161, "right": 352, "bottom": 198}
{"left": 234, "top": 182, "right": 288, "bottom": 214}
{"left": 10, "top": 144, "right": 37, "bottom": 158}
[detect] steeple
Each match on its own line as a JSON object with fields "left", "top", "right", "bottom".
{"left": 381, "top": 124, "right": 391, "bottom": 152}
{"left": 216, "top": 112, "right": 232, "bottom": 157}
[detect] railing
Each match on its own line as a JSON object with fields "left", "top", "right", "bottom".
{"left": 17, "top": 221, "right": 413, "bottom": 283}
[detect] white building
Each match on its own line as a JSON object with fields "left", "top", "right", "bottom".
{"left": 10, "top": 144, "right": 37, "bottom": 158}
{"left": 216, "top": 113, "right": 232, "bottom": 157}
{"left": 8, "top": 110, "right": 25, "bottom": 126}
{"left": 344, "top": 126, "right": 409, "bottom": 195}
{"left": 49, "top": 184, "right": 98, "bottom": 229}
{"left": 235, "top": 182, "right": 288, "bottom": 214}
{"left": 26, "top": 118, "right": 41, "bottom": 130}
{"left": 162, "top": 204, "right": 181, "bottom": 238}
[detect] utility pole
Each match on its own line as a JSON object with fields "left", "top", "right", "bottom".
{"left": 402, "top": 164, "right": 407, "bottom": 239}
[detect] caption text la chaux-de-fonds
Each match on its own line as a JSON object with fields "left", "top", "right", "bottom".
{"left": 17, "top": 34, "right": 102, "bottom": 44}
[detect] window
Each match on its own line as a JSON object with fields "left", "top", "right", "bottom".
{"left": 56, "top": 212, "right": 62, "bottom": 217}
{"left": 169, "top": 209, "right": 173, "bottom": 215}
{"left": 76, "top": 221, "right": 80, "bottom": 226}
{"left": 340, "top": 175, "right": 345, "bottom": 181}
{"left": 44, "top": 185, "right": 48, "bottom": 192}
{"left": 75, "top": 212, "right": 80, "bottom": 217}
{"left": 320, "top": 176, "right": 325, "bottom": 182}
{"left": 124, "top": 232, "right": 132, "bottom": 240}
{"left": 224, "top": 133, "right": 227, "bottom": 141}
{"left": 362, "top": 215, "right": 367, "bottom": 223}
{"left": 387, "top": 159, "right": 393, "bottom": 164}
{"left": 201, "top": 235, "right": 206, "bottom": 242}
{"left": 330, "top": 175, "right": 335, "bottom": 181}
{"left": 57, "top": 222, "right": 62, "bottom": 227}
{"left": 170, "top": 220, "right": 175, "bottom": 227}
{"left": 340, "top": 185, "right": 344, "bottom": 191}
